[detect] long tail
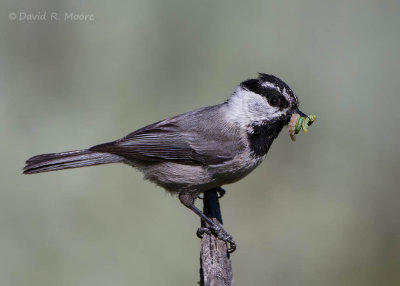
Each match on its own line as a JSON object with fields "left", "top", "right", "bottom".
{"left": 23, "top": 149, "right": 124, "bottom": 174}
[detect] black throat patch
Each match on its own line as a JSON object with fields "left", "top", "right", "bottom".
{"left": 247, "top": 120, "right": 285, "bottom": 157}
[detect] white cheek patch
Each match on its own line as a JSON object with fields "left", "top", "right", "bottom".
{"left": 246, "top": 93, "right": 280, "bottom": 121}
{"left": 226, "top": 87, "right": 284, "bottom": 127}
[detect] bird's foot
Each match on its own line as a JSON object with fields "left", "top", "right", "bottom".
{"left": 196, "top": 227, "right": 211, "bottom": 238}
{"left": 197, "top": 222, "right": 236, "bottom": 253}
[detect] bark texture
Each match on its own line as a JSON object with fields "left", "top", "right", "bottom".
{"left": 199, "top": 189, "right": 234, "bottom": 286}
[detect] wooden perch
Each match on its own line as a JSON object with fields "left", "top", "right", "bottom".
{"left": 199, "top": 189, "right": 234, "bottom": 286}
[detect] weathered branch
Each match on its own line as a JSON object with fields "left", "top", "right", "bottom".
{"left": 199, "top": 189, "right": 234, "bottom": 286}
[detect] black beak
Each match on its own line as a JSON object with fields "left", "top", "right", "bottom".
{"left": 293, "top": 109, "right": 315, "bottom": 126}
{"left": 297, "top": 110, "right": 308, "bottom": 118}
{"left": 285, "top": 108, "right": 309, "bottom": 124}
{"left": 290, "top": 108, "right": 308, "bottom": 118}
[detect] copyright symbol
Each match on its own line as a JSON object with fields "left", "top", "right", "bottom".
{"left": 9, "top": 12, "right": 17, "bottom": 21}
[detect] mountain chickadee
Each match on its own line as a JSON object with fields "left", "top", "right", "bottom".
{"left": 23, "top": 73, "right": 313, "bottom": 251}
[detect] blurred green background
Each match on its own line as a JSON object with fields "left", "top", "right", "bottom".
{"left": 1, "top": 0, "right": 399, "bottom": 285}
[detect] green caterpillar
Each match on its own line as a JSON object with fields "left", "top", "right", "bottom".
{"left": 295, "top": 114, "right": 316, "bottom": 134}
{"left": 289, "top": 114, "right": 316, "bottom": 141}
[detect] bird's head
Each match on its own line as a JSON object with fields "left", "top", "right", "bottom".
{"left": 226, "top": 73, "right": 310, "bottom": 155}
{"left": 227, "top": 73, "right": 308, "bottom": 126}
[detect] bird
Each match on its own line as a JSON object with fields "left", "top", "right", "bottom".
{"left": 23, "top": 73, "right": 310, "bottom": 251}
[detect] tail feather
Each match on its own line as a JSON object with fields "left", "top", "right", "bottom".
{"left": 23, "top": 149, "right": 124, "bottom": 174}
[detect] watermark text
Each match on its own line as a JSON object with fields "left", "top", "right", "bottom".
{"left": 8, "top": 11, "right": 95, "bottom": 22}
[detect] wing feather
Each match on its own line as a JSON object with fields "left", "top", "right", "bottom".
{"left": 90, "top": 107, "right": 239, "bottom": 166}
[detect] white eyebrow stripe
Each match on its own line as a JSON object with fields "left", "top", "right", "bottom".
{"left": 261, "top": 81, "right": 299, "bottom": 106}
{"left": 282, "top": 87, "right": 291, "bottom": 101}
{"left": 284, "top": 88, "right": 299, "bottom": 107}
{"left": 261, "top": 81, "right": 281, "bottom": 93}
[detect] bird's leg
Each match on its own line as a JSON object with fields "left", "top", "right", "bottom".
{"left": 179, "top": 190, "right": 236, "bottom": 253}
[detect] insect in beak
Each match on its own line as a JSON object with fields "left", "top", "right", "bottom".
{"left": 288, "top": 112, "right": 316, "bottom": 141}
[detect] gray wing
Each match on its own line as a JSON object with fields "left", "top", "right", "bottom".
{"left": 90, "top": 105, "right": 243, "bottom": 166}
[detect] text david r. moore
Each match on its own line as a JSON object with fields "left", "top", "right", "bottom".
{"left": 16, "top": 11, "right": 94, "bottom": 21}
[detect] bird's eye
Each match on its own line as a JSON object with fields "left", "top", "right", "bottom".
{"left": 269, "top": 97, "right": 280, "bottom": 107}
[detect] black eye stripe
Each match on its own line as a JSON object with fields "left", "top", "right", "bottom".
{"left": 270, "top": 93, "right": 290, "bottom": 109}
{"left": 241, "top": 79, "right": 290, "bottom": 109}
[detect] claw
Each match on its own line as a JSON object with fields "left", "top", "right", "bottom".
{"left": 196, "top": 227, "right": 211, "bottom": 239}
{"left": 227, "top": 239, "right": 236, "bottom": 253}
{"left": 180, "top": 191, "right": 237, "bottom": 253}
{"left": 200, "top": 221, "right": 237, "bottom": 253}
